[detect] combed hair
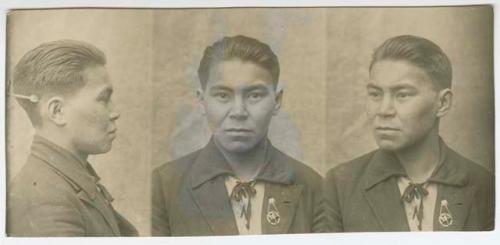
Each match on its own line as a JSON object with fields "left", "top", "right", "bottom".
{"left": 12, "top": 39, "right": 106, "bottom": 125}
{"left": 198, "top": 35, "right": 280, "bottom": 89}
{"left": 369, "top": 35, "right": 452, "bottom": 90}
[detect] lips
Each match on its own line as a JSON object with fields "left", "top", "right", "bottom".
{"left": 375, "top": 127, "right": 400, "bottom": 131}
{"left": 225, "top": 128, "right": 252, "bottom": 132}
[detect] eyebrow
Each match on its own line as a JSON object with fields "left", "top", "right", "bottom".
{"left": 366, "top": 83, "right": 382, "bottom": 90}
{"left": 242, "top": 84, "right": 268, "bottom": 93}
{"left": 366, "top": 82, "right": 417, "bottom": 91}
{"left": 208, "top": 85, "right": 233, "bottom": 92}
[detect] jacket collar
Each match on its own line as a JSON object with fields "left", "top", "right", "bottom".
{"left": 190, "top": 138, "right": 295, "bottom": 188}
{"left": 364, "top": 138, "right": 468, "bottom": 190}
{"left": 30, "top": 135, "right": 100, "bottom": 200}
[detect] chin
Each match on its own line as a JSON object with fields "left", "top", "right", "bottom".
{"left": 218, "top": 140, "right": 258, "bottom": 154}
{"left": 90, "top": 143, "right": 113, "bottom": 155}
{"left": 375, "top": 138, "right": 406, "bottom": 152}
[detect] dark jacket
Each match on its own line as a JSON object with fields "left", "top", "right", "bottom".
{"left": 152, "top": 139, "right": 326, "bottom": 236}
{"left": 324, "top": 141, "right": 495, "bottom": 232}
{"left": 7, "top": 136, "right": 138, "bottom": 237}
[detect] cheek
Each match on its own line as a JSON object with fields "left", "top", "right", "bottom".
{"left": 75, "top": 107, "right": 109, "bottom": 132}
{"left": 204, "top": 102, "right": 230, "bottom": 128}
{"left": 398, "top": 100, "right": 437, "bottom": 129}
{"left": 248, "top": 101, "right": 276, "bottom": 123}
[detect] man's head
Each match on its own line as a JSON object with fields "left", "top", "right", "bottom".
{"left": 196, "top": 35, "right": 282, "bottom": 154}
{"left": 12, "top": 40, "right": 120, "bottom": 156}
{"left": 366, "top": 35, "right": 453, "bottom": 151}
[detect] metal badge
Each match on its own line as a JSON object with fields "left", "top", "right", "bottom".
{"left": 438, "top": 200, "right": 453, "bottom": 227}
{"left": 266, "top": 197, "right": 280, "bottom": 226}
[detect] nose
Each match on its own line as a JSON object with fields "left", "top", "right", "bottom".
{"left": 228, "top": 96, "right": 248, "bottom": 120}
{"left": 377, "top": 95, "right": 396, "bottom": 118}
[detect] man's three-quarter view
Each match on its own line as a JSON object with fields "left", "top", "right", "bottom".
{"left": 324, "top": 35, "right": 494, "bottom": 232}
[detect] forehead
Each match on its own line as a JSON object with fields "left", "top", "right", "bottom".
{"left": 206, "top": 59, "right": 274, "bottom": 89}
{"left": 81, "top": 65, "right": 112, "bottom": 90}
{"left": 369, "top": 60, "right": 434, "bottom": 89}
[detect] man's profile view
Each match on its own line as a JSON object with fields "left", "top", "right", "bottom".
{"left": 7, "top": 40, "right": 138, "bottom": 236}
{"left": 324, "top": 35, "right": 494, "bottom": 232}
{"left": 152, "top": 35, "right": 325, "bottom": 236}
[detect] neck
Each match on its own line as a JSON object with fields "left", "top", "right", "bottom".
{"left": 35, "top": 128, "right": 89, "bottom": 163}
{"left": 215, "top": 138, "right": 269, "bottom": 182}
{"left": 394, "top": 127, "right": 441, "bottom": 183}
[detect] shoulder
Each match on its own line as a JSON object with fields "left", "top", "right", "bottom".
{"left": 446, "top": 148, "right": 494, "bottom": 187}
{"left": 153, "top": 149, "right": 202, "bottom": 177}
{"left": 273, "top": 148, "right": 322, "bottom": 189}
{"left": 152, "top": 149, "right": 203, "bottom": 189}
{"left": 325, "top": 150, "right": 377, "bottom": 184}
{"left": 8, "top": 155, "right": 83, "bottom": 225}
{"left": 10, "top": 155, "right": 78, "bottom": 200}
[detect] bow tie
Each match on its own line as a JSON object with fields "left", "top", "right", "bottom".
{"left": 401, "top": 182, "right": 429, "bottom": 231}
{"left": 230, "top": 180, "right": 257, "bottom": 229}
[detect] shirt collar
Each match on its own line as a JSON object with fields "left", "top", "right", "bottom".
{"left": 364, "top": 137, "right": 468, "bottom": 190}
{"left": 190, "top": 138, "right": 295, "bottom": 188}
{"left": 30, "top": 135, "right": 100, "bottom": 199}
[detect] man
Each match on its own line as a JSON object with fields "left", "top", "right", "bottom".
{"left": 152, "top": 35, "right": 325, "bottom": 236}
{"left": 324, "top": 35, "right": 494, "bottom": 232}
{"left": 7, "top": 40, "right": 138, "bottom": 236}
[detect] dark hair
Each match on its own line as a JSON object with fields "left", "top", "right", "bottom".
{"left": 369, "top": 35, "right": 452, "bottom": 90}
{"left": 198, "top": 35, "right": 280, "bottom": 89}
{"left": 12, "top": 39, "right": 106, "bottom": 125}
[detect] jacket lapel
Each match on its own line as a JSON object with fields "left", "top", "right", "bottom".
{"left": 433, "top": 184, "right": 470, "bottom": 231}
{"left": 76, "top": 190, "right": 121, "bottom": 236}
{"left": 363, "top": 177, "right": 409, "bottom": 231}
{"left": 189, "top": 140, "right": 238, "bottom": 235}
{"left": 190, "top": 175, "right": 238, "bottom": 235}
{"left": 429, "top": 146, "right": 470, "bottom": 231}
{"left": 261, "top": 182, "right": 303, "bottom": 234}
{"left": 362, "top": 150, "right": 409, "bottom": 231}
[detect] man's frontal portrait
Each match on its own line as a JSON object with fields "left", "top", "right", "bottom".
{"left": 151, "top": 35, "right": 325, "bottom": 236}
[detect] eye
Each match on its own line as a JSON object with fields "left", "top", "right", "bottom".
{"left": 367, "top": 90, "right": 382, "bottom": 100}
{"left": 213, "top": 91, "right": 231, "bottom": 102}
{"left": 395, "top": 91, "right": 412, "bottom": 100}
{"left": 247, "top": 91, "right": 265, "bottom": 101}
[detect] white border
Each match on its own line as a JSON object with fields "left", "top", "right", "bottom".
{"left": 0, "top": 1, "right": 498, "bottom": 245}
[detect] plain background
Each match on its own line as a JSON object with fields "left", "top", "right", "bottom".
{"left": 6, "top": 6, "right": 494, "bottom": 236}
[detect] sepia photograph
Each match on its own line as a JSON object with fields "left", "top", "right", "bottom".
{"left": 1, "top": 1, "right": 497, "bottom": 244}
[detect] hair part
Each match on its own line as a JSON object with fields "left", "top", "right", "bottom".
{"left": 12, "top": 39, "right": 106, "bottom": 126}
{"left": 369, "top": 35, "right": 452, "bottom": 90}
{"left": 198, "top": 35, "right": 280, "bottom": 89}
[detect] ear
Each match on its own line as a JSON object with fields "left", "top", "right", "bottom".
{"left": 196, "top": 88, "right": 206, "bottom": 115}
{"left": 272, "top": 88, "right": 283, "bottom": 116}
{"left": 436, "top": 88, "right": 452, "bottom": 118}
{"left": 46, "top": 97, "right": 67, "bottom": 126}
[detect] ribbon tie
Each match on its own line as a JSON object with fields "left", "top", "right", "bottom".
{"left": 230, "top": 180, "right": 257, "bottom": 229}
{"left": 401, "top": 182, "right": 429, "bottom": 231}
